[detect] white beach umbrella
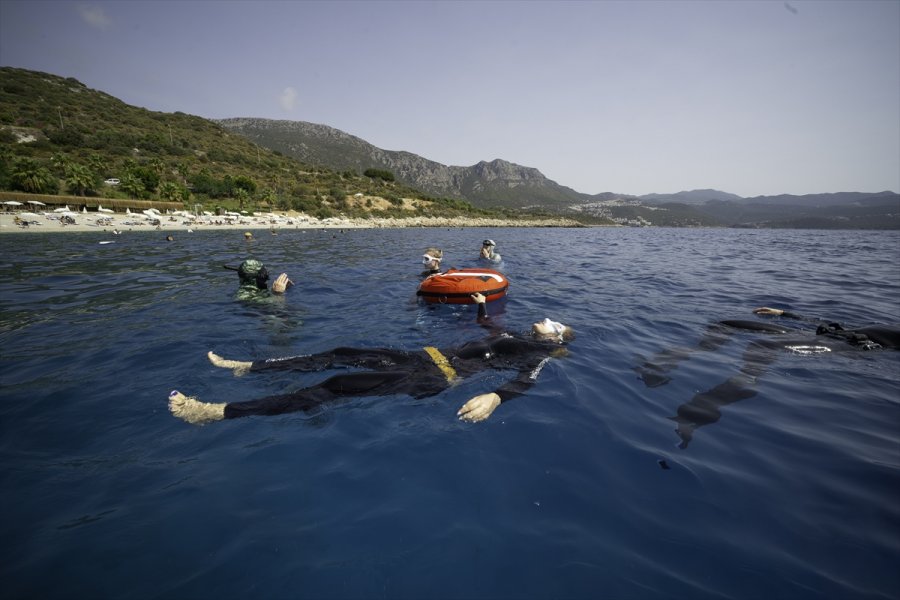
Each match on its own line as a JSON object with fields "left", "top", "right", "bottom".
{"left": 27, "top": 200, "right": 45, "bottom": 207}
{"left": 3, "top": 201, "right": 23, "bottom": 206}
{"left": 54, "top": 205, "right": 71, "bottom": 213}
{"left": 98, "top": 205, "right": 114, "bottom": 214}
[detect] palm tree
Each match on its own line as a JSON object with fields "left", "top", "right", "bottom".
{"left": 11, "top": 158, "right": 58, "bottom": 194}
{"left": 120, "top": 173, "right": 145, "bottom": 199}
{"left": 234, "top": 187, "right": 249, "bottom": 211}
{"left": 159, "top": 181, "right": 184, "bottom": 202}
{"left": 65, "top": 163, "right": 96, "bottom": 196}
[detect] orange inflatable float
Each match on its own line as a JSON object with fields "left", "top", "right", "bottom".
{"left": 417, "top": 268, "right": 509, "bottom": 304}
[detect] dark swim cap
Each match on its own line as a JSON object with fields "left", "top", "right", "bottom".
{"left": 238, "top": 259, "right": 269, "bottom": 289}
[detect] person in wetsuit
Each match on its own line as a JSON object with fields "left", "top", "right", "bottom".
{"left": 228, "top": 259, "right": 293, "bottom": 302}
{"left": 168, "top": 293, "right": 574, "bottom": 425}
{"left": 479, "top": 239, "right": 501, "bottom": 263}
{"left": 637, "top": 306, "right": 900, "bottom": 448}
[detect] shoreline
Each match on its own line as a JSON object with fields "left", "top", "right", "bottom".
{"left": 0, "top": 211, "right": 586, "bottom": 234}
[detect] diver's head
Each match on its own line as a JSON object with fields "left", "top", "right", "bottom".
{"left": 532, "top": 318, "right": 573, "bottom": 343}
{"left": 482, "top": 239, "right": 496, "bottom": 248}
{"left": 422, "top": 247, "right": 443, "bottom": 270}
{"left": 238, "top": 259, "right": 269, "bottom": 289}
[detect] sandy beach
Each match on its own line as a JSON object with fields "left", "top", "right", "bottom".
{"left": 0, "top": 209, "right": 583, "bottom": 234}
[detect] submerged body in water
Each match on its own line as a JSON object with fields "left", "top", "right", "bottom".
{"left": 637, "top": 307, "right": 900, "bottom": 448}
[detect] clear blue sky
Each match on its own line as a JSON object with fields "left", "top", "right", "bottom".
{"left": 1, "top": 0, "right": 897, "bottom": 197}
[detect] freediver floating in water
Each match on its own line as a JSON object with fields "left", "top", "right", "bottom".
{"left": 224, "top": 259, "right": 293, "bottom": 302}
{"left": 169, "top": 293, "right": 573, "bottom": 425}
{"left": 637, "top": 307, "right": 900, "bottom": 449}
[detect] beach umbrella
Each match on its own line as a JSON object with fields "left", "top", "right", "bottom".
{"left": 3, "top": 201, "right": 23, "bottom": 207}
{"left": 98, "top": 205, "right": 114, "bottom": 214}
{"left": 27, "top": 200, "right": 45, "bottom": 207}
{"left": 54, "top": 205, "right": 71, "bottom": 213}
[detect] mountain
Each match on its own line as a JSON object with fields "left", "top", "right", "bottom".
{"left": 216, "top": 118, "right": 589, "bottom": 212}
{"left": 640, "top": 189, "right": 744, "bottom": 205}
{"left": 3, "top": 66, "right": 892, "bottom": 229}
{"left": 217, "top": 117, "right": 900, "bottom": 229}
{"left": 0, "top": 67, "right": 537, "bottom": 222}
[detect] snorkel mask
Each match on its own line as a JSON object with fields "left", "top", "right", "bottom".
{"left": 422, "top": 254, "right": 442, "bottom": 265}
{"left": 539, "top": 318, "right": 567, "bottom": 342}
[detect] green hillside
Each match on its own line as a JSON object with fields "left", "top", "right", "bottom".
{"left": 0, "top": 67, "right": 523, "bottom": 221}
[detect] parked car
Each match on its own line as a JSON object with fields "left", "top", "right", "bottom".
{"left": 105, "top": 178, "right": 120, "bottom": 185}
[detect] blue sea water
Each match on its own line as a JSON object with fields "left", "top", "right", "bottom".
{"left": 1, "top": 226, "right": 898, "bottom": 600}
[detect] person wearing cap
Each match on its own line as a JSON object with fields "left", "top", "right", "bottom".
{"left": 168, "top": 292, "right": 574, "bottom": 425}
{"left": 230, "top": 259, "right": 293, "bottom": 302}
{"left": 421, "top": 247, "right": 443, "bottom": 276}
{"left": 479, "top": 239, "right": 501, "bottom": 262}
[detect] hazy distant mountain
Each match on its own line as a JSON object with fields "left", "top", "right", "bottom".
{"left": 740, "top": 191, "right": 899, "bottom": 207}
{"left": 640, "top": 189, "right": 744, "bottom": 205}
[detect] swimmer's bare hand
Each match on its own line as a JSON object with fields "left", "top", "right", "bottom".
{"left": 272, "top": 273, "right": 293, "bottom": 294}
{"left": 457, "top": 392, "right": 501, "bottom": 423}
{"left": 471, "top": 292, "right": 486, "bottom": 304}
{"left": 753, "top": 307, "right": 784, "bottom": 316}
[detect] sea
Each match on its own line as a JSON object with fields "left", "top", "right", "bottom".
{"left": 1, "top": 226, "right": 898, "bottom": 600}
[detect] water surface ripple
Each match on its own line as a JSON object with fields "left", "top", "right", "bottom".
{"left": 1, "top": 227, "right": 898, "bottom": 599}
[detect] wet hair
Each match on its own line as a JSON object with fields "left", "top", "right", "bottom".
{"left": 424, "top": 247, "right": 443, "bottom": 259}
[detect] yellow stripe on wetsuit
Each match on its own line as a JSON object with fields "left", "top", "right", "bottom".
{"left": 424, "top": 346, "right": 457, "bottom": 382}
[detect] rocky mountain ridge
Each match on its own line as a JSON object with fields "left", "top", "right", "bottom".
{"left": 218, "top": 119, "right": 899, "bottom": 229}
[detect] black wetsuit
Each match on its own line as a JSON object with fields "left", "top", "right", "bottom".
{"left": 638, "top": 312, "right": 900, "bottom": 448}
{"left": 222, "top": 306, "right": 564, "bottom": 419}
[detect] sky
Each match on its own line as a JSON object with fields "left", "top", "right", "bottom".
{"left": 1, "top": 0, "right": 898, "bottom": 198}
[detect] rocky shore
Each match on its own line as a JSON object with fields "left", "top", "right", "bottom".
{"left": 0, "top": 210, "right": 584, "bottom": 233}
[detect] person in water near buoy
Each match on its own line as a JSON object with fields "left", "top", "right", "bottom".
{"left": 226, "top": 259, "right": 293, "bottom": 302}
{"left": 637, "top": 306, "right": 900, "bottom": 449}
{"left": 479, "top": 239, "right": 501, "bottom": 262}
{"left": 168, "top": 292, "right": 574, "bottom": 425}
{"left": 421, "top": 247, "right": 443, "bottom": 276}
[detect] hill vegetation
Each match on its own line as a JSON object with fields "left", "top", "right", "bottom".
{"left": 0, "top": 67, "right": 557, "bottom": 222}
{"left": 3, "top": 67, "right": 895, "bottom": 229}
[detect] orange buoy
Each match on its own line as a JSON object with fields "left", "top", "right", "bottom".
{"left": 417, "top": 268, "right": 509, "bottom": 304}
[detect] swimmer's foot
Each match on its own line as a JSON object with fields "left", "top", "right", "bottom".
{"left": 168, "top": 390, "right": 226, "bottom": 425}
{"left": 208, "top": 351, "right": 252, "bottom": 376}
